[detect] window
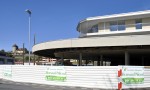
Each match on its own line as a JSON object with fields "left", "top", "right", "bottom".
{"left": 110, "top": 20, "right": 125, "bottom": 31}
{"left": 135, "top": 19, "right": 142, "bottom": 29}
{"left": 118, "top": 20, "right": 125, "bottom": 31}
{"left": 89, "top": 25, "right": 98, "bottom": 33}
{"left": 110, "top": 21, "right": 118, "bottom": 31}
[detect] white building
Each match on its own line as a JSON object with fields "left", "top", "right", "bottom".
{"left": 32, "top": 10, "right": 150, "bottom": 66}
{"left": 12, "top": 44, "right": 27, "bottom": 55}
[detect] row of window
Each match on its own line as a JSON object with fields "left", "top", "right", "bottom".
{"left": 109, "top": 19, "right": 142, "bottom": 31}
{"left": 89, "top": 19, "right": 142, "bottom": 33}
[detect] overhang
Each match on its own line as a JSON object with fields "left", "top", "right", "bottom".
{"left": 32, "top": 34, "right": 150, "bottom": 58}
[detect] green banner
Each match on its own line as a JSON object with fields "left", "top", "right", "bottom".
{"left": 122, "top": 66, "right": 144, "bottom": 85}
{"left": 45, "top": 75, "right": 66, "bottom": 81}
{"left": 45, "top": 67, "right": 66, "bottom": 82}
{"left": 122, "top": 78, "right": 144, "bottom": 84}
{"left": 3, "top": 66, "right": 12, "bottom": 78}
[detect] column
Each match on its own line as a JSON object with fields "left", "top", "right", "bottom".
{"left": 125, "top": 51, "right": 130, "bottom": 65}
{"left": 79, "top": 53, "right": 82, "bottom": 66}
{"left": 100, "top": 55, "right": 103, "bottom": 66}
{"left": 61, "top": 53, "right": 64, "bottom": 66}
{"left": 77, "top": 59, "right": 79, "bottom": 66}
{"left": 142, "top": 56, "right": 144, "bottom": 66}
{"left": 92, "top": 60, "right": 94, "bottom": 66}
{"left": 97, "top": 57, "right": 100, "bottom": 66}
{"left": 85, "top": 60, "right": 88, "bottom": 66}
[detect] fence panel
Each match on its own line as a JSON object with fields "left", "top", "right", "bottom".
{"left": 1, "top": 65, "right": 150, "bottom": 89}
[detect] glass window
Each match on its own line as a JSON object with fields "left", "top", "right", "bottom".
{"left": 90, "top": 25, "right": 98, "bottom": 33}
{"left": 110, "top": 21, "right": 117, "bottom": 31}
{"left": 118, "top": 20, "right": 125, "bottom": 31}
{"left": 110, "top": 21, "right": 126, "bottom": 31}
{"left": 0, "top": 58, "right": 5, "bottom": 64}
{"left": 135, "top": 19, "right": 142, "bottom": 29}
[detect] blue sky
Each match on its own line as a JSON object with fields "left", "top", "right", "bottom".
{"left": 0, "top": 0, "right": 150, "bottom": 51}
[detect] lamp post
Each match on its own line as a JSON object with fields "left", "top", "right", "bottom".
{"left": 25, "top": 9, "right": 31, "bottom": 65}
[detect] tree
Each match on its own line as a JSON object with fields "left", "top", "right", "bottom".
{"left": 25, "top": 56, "right": 29, "bottom": 62}
{"left": 0, "top": 49, "right": 5, "bottom": 53}
{"left": 25, "top": 56, "right": 33, "bottom": 62}
{"left": 6, "top": 52, "right": 13, "bottom": 57}
{"left": 0, "top": 49, "right": 6, "bottom": 56}
{"left": 0, "top": 50, "right": 13, "bottom": 57}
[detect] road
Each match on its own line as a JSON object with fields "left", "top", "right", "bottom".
{"left": 0, "top": 79, "right": 98, "bottom": 90}
{"left": 1, "top": 79, "right": 148, "bottom": 90}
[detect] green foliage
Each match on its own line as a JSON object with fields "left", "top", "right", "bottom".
{"left": 0, "top": 49, "right": 13, "bottom": 57}
{"left": 6, "top": 52, "right": 13, "bottom": 57}
{"left": 25, "top": 56, "right": 29, "bottom": 61}
{"left": 0, "top": 49, "right": 5, "bottom": 53}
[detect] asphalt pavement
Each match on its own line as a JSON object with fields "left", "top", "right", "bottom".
{"left": 0, "top": 79, "right": 149, "bottom": 90}
{"left": 0, "top": 79, "right": 100, "bottom": 90}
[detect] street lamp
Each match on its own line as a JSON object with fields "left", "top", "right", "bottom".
{"left": 25, "top": 9, "right": 31, "bottom": 65}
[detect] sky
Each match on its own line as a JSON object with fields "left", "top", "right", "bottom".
{"left": 0, "top": 0, "right": 150, "bottom": 51}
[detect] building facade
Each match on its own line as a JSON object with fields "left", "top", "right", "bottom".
{"left": 32, "top": 10, "right": 150, "bottom": 66}
{"left": 12, "top": 44, "right": 28, "bottom": 56}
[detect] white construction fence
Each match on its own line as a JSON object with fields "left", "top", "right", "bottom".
{"left": 0, "top": 65, "right": 150, "bottom": 89}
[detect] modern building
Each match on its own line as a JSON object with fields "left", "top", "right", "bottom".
{"left": 32, "top": 10, "right": 150, "bottom": 66}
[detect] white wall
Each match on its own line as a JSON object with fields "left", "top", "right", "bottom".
{"left": 0, "top": 65, "right": 150, "bottom": 89}
{"left": 0, "top": 65, "right": 118, "bottom": 89}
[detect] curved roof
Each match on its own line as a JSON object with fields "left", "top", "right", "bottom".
{"left": 32, "top": 33, "right": 150, "bottom": 57}
{"left": 77, "top": 10, "right": 150, "bottom": 32}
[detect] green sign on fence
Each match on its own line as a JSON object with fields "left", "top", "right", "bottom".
{"left": 3, "top": 66, "right": 12, "bottom": 78}
{"left": 45, "top": 67, "right": 66, "bottom": 82}
{"left": 122, "top": 66, "right": 144, "bottom": 84}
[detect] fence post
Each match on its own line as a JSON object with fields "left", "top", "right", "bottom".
{"left": 118, "top": 67, "right": 122, "bottom": 90}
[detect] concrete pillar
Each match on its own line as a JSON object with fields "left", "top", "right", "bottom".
{"left": 61, "top": 54, "right": 64, "bottom": 65}
{"left": 97, "top": 57, "right": 100, "bottom": 66}
{"left": 79, "top": 53, "right": 82, "bottom": 66}
{"left": 77, "top": 59, "right": 79, "bottom": 66}
{"left": 92, "top": 60, "right": 94, "bottom": 66}
{"left": 125, "top": 51, "right": 130, "bottom": 65}
{"left": 100, "top": 55, "right": 103, "bottom": 66}
{"left": 50, "top": 58, "right": 53, "bottom": 66}
{"left": 103, "top": 61, "right": 106, "bottom": 66}
{"left": 97, "top": 60, "right": 100, "bottom": 66}
{"left": 142, "top": 56, "right": 144, "bottom": 66}
{"left": 86, "top": 60, "right": 88, "bottom": 66}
